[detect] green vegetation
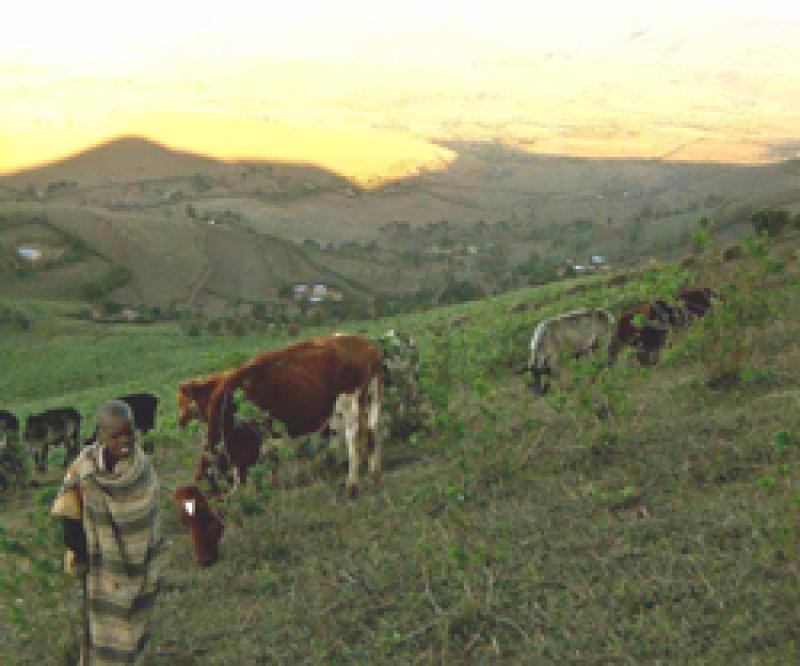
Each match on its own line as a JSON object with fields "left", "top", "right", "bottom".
{"left": 79, "top": 266, "right": 133, "bottom": 302}
{"left": 0, "top": 226, "right": 799, "bottom": 662}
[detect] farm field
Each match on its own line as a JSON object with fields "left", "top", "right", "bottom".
{"left": 1, "top": 230, "right": 799, "bottom": 663}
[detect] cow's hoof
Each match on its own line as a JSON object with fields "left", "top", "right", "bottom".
{"left": 346, "top": 484, "right": 360, "bottom": 499}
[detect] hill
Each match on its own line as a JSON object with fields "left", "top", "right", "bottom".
{"left": 1, "top": 138, "right": 799, "bottom": 312}
{"left": 1, "top": 227, "right": 799, "bottom": 662}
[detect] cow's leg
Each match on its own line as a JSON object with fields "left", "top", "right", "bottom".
{"left": 342, "top": 393, "right": 361, "bottom": 498}
{"left": 366, "top": 376, "right": 382, "bottom": 488}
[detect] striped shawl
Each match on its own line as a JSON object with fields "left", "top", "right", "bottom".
{"left": 59, "top": 443, "right": 165, "bottom": 665}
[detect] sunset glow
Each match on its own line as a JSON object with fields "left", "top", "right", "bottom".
{"left": 2, "top": 0, "right": 799, "bottom": 180}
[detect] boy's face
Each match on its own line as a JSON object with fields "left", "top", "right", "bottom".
{"left": 101, "top": 417, "right": 135, "bottom": 460}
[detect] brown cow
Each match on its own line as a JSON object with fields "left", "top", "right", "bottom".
{"left": 608, "top": 302, "right": 671, "bottom": 366}
{"left": 174, "top": 333, "right": 383, "bottom": 567}
{"left": 609, "top": 288, "right": 719, "bottom": 366}
{"left": 173, "top": 486, "right": 224, "bottom": 568}
{"left": 178, "top": 369, "right": 281, "bottom": 490}
{"left": 178, "top": 370, "right": 233, "bottom": 429}
{"left": 677, "top": 287, "right": 719, "bottom": 320}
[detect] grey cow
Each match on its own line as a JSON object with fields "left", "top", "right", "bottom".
{"left": 526, "top": 308, "right": 616, "bottom": 395}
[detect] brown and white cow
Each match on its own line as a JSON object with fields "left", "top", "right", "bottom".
{"left": 174, "top": 333, "right": 383, "bottom": 567}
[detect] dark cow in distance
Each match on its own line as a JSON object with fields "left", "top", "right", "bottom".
{"left": 118, "top": 393, "right": 159, "bottom": 433}
{"left": 608, "top": 302, "right": 672, "bottom": 367}
{"left": 677, "top": 287, "right": 719, "bottom": 320}
{"left": 609, "top": 287, "right": 719, "bottom": 366}
{"left": 175, "top": 333, "right": 383, "bottom": 567}
{"left": 0, "top": 410, "right": 19, "bottom": 448}
{"left": 25, "top": 407, "right": 81, "bottom": 473}
{"left": 83, "top": 393, "right": 159, "bottom": 452}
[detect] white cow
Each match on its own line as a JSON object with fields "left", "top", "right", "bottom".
{"left": 527, "top": 308, "right": 616, "bottom": 395}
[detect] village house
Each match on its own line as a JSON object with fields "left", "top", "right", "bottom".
{"left": 293, "top": 282, "right": 343, "bottom": 303}
{"left": 17, "top": 246, "right": 42, "bottom": 262}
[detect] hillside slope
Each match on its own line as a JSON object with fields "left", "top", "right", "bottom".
{"left": 1, "top": 229, "right": 799, "bottom": 662}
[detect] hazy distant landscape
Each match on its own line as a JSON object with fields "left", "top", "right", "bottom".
{"left": 1, "top": 135, "right": 798, "bottom": 319}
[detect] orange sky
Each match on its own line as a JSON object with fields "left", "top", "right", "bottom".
{"left": 2, "top": 1, "right": 799, "bottom": 181}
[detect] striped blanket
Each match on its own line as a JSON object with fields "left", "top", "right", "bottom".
{"left": 53, "top": 443, "right": 164, "bottom": 665}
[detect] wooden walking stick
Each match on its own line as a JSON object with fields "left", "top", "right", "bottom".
{"left": 81, "top": 568, "right": 90, "bottom": 665}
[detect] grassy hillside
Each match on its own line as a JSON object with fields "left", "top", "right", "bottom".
{"left": 1, "top": 227, "right": 799, "bottom": 662}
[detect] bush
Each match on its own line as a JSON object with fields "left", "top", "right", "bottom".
{"left": 0, "top": 433, "right": 30, "bottom": 494}
{"left": 674, "top": 232, "right": 787, "bottom": 387}
{"left": 751, "top": 209, "right": 790, "bottom": 237}
{"left": 80, "top": 266, "right": 133, "bottom": 302}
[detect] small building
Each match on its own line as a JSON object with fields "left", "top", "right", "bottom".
{"left": 17, "top": 247, "right": 42, "bottom": 262}
{"left": 312, "top": 283, "right": 327, "bottom": 296}
{"left": 467, "top": 245, "right": 478, "bottom": 255}
{"left": 120, "top": 308, "right": 140, "bottom": 322}
{"left": 573, "top": 265, "right": 588, "bottom": 273}
{"left": 591, "top": 255, "right": 606, "bottom": 265}
{"left": 293, "top": 284, "right": 308, "bottom": 300}
{"left": 309, "top": 296, "right": 323, "bottom": 304}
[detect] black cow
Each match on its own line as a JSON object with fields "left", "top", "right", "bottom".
{"left": 0, "top": 410, "right": 19, "bottom": 448}
{"left": 83, "top": 393, "right": 159, "bottom": 453}
{"left": 25, "top": 408, "right": 81, "bottom": 473}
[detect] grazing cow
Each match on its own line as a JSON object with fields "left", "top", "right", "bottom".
{"left": 178, "top": 371, "right": 233, "bottom": 429}
{"left": 25, "top": 407, "right": 81, "bottom": 473}
{"left": 0, "top": 410, "right": 18, "bottom": 448}
{"left": 175, "top": 333, "right": 383, "bottom": 567}
{"left": 118, "top": 393, "right": 158, "bottom": 453}
{"left": 178, "top": 369, "right": 281, "bottom": 489}
{"left": 118, "top": 393, "right": 159, "bottom": 433}
{"left": 526, "top": 308, "right": 616, "bottom": 395}
{"left": 677, "top": 287, "right": 719, "bottom": 320}
{"left": 608, "top": 302, "right": 671, "bottom": 367}
{"left": 609, "top": 288, "right": 719, "bottom": 367}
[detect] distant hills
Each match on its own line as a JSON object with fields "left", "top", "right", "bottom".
{"left": 1, "top": 137, "right": 798, "bottom": 311}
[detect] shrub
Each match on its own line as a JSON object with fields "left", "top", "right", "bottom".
{"left": 751, "top": 209, "right": 790, "bottom": 237}
{"left": 674, "top": 232, "right": 787, "bottom": 387}
{"left": 0, "top": 432, "right": 30, "bottom": 494}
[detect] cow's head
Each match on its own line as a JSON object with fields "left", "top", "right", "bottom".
{"left": 178, "top": 376, "right": 224, "bottom": 429}
{"left": 528, "top": 361, "right": 552, "bottom": 395}
{"left": 173, "top": 485, "right": 224, "bottom": 567}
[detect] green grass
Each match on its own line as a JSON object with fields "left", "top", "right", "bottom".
{"left": 1, "top": 233, "right": 799, "bottom": 663}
